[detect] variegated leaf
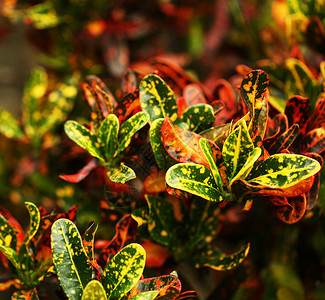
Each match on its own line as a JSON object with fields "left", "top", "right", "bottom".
{"left": 275, "top": 195, "right": 307, "bottom": 224}
{"left": 175, "top": 104, "right": 215, "bottom": 132}
{"left": 248, "top": 154, "right": 321, "bottom": 189}
{"left": 102, "top": 243, "right": 146, "bottom": 300}
{"left": 51, "top": 219, "right": 93, "bottom": 300}
{"left": 149, "top": 118, "right": 176, "bottom": 171}
{"left": 98, "top": 114, "right": 119, "bottom": 160}
{"left": 107, "top": 163, "right": 136, "bottom": 184}
{"left": 129, "top": 291, "right": 159, "bottom": 300}
{"left": 115, "top": 112, "right": 150, "bottom": 156}
{"left": 200, "top": 123, "right": 232, "bottom": 149}
{"left": 222, "top": 120, "right": 254, "bottom": 181}
{"left": 166, "top": 163, "right": 224, "bottom": 202}
{"left": 190, "top": 243, "right": 250, "bottom": 270}
{"left": 0, "top": 214, "right": 17, "bottom": 249}
{"left": 11, "top": 288, "right": 39, "bottom": 300}
{"left": 64, "top": 120, "right": 104, "bottom": 161}
{"left": 0, "top": 107, "right": 24, "bottom": 140}
{"left": 162, "top": 117, "right": 209, "bottom": 167}
{"left": 304, "top": 128, "right": 325, "bottom": 154}
{"left": 82, "top": 280, "right": 108, "bottom": 300}
{"left": 24, "top": 202, "right": 40, "bottom": 245}
{"left": 0, "top": 244, "right": 19, "bottom": 270}
{"left": 82, "top": 222, "right": 98, "bottom": 262}
{"left": 146, "top": 195, "right": 175, "bottom": 247}
{"left": 140, "top": 75, "right": 178, "bottom": 123}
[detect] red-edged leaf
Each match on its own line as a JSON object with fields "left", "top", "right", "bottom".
{"left": 183, "top": 83, "right": 207, "bottom": 108}
{"left": 285, "top": 95, "right": 310, "bottom": 133}
{"left": 161, "top": 116, "right": 209, "bottom": 167}
{"left": 275, "top": 195, "right": 307, "bottom": 224}
{"left": 59, "top": 159, "right": 98, "bottom": 183}
{"left": 176, "top": 290, "right": 199, "bottom": 300}
{"left": 97, "top": 214, "right": 137, "bottom": 267}
{"left": 213, "top": 79, "right": 237, "bottom": 123}
{"left": 303, "top": 128, "right": 325, "bottom": 154}
{"left": 115, "top": 91, "right": 141, "bottom": 124}
{"left": 269, "top": 196, "right": 291, "bottom": 207}
{"left": 308, "top": 97, "right": 325, "bottom": 130}
{"left": 0, "top": 206, "right": 24, "bottom": 246}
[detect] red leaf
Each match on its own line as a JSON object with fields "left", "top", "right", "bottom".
{"left": 143, "top": 171, "right": 166, "bottom": 194}
{"left": 59, "top": 159, "right": 98, "bottom": 183}
{"left": 161, "top": 116, "right": 209, "bottom": 167}
{"left": 303, "top": 128, "right": 325, "bottom": 154}
{"left": 275, "top": 194, "right": 307, "bottom": 224}
{"left": 141, "top": 239, "right": 169, "bottom": 268}
{"left": 309, "top": 97, "right": 325, "bottom": 130}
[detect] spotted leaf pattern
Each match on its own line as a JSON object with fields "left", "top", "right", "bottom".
{"left": 82, "top": 222, "right": 98, "bottom": 262}
{"left": 0, "top": 107, "right": 25, "bottom": 140}
{"left": 51, "top": 218, "right": 93, "bottom": 300}
{"left": 0, "top": 214, "right": 17, "bottom": 249}
{"left": 140, "top": 75, "right": 178, "bottom": 123}
{"left": 24, "top": 202, "right": 40, "bottom": 245}
{"left": 107, "top": 163, "right": 136, "bottom": 184}
{"left": 82, "top": 280, "right": 108, "bottom": 300}
{"left": 102, "top": 243, "right": 146, "bottom": 300}
{"left": 98, "top": 114, "right": 119, "bottom": 160}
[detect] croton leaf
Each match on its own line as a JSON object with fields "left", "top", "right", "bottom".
{"left": 303, "top": 128, "right": 325, "bottom": 154}
{"left": 97, "top": 215, "right": 137, "bottom": 268}
{"left": 140, "top": 75, "right": 178, "bottom": 123}
{"left": 149, "top": 118, "right": 176, "bottom": 171}
{"left": 0, "top": 244, "right": 19, "bottom": 270}
{"left": 82, "top": 280, "right": 108, "bottom": 300}
{"left": 309, "top": 97, "right": 325, "bottom": 130}
{"left": 98, "top": 114, "right": 119, "bottom": 160}
{"left": 240, "top": 70, "right": 269, "bottom": 119}
{"left": 129, "top": 291, "right": 159, "bottom": 300}
{"left": 162, "top": 117, "right": 209, "bottom": 167}
{"left": 284, "top": 96, "right": 310, "bottom": 131}
{"left": 11, "top": 287, "right": 39, "bottom": 300}
{"left": 51, "top": 219, "right": 93, "bottom": 300}
{"left": 166, "top": 163, "right": 224, "bottom": 202}
{"left": 64, "top": 120, "right": 104, "bottom": 161}
{"left": 146, "top": 195, "right": 175, "bottom": 247}
{"left": 0, "top": 214, "right": 17, "bottom": 249}
{"left": 126, "top": 274, "right": 181, "bottom": 300}
{"left": 222, "top": 120, "right": 254, "bottom": 181}
{"left": 175, "top": 104, "right": 215, "bottom": 132}
{"left": 248, "top": 153, "right": 321, "bottom": 189}
{"left": 24, "top": 202, "right": 40, "bottom": 245}
{"left": 59, "top": 159, "right": 98, "bottom": 183}
{"left": 115, "top": 112, "right": 150, "bottom": 156}
{"left": 200, "top": 123, "right": 232, "bottom": 149}
{"left": 82, "top": 222, "right": 98, "bottom": 262}
{"left": 190, "top": 243, "right": 250, "bottom": 271}
{"left": 107, "top": 163, "right": 136, "bottom": 184}
{"left": 121, "top": 69, "right": 139, "bottom": 96}
{"left": 0, "top": 107, "right": 25, "bottom": 140}
{"left": 275, "top": 195, "right": 307, "bottom": 224}
{"left": 22, "top": 67, "right": 48, "bottom": 139}
{"left": 102, "top": 243, "right": 146, "bottom": 300}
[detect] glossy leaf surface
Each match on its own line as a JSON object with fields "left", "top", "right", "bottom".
{"left": 24, "top": 202, "right": 40, "bottom": 245}
{"left": 98, "top": 114, "right": 119, "bottom": 160}
{"left": 140, "top": 75, "right": 178, "bottom": 123}
{"left": 102, "top": 243, "right": 146, "bottom": 300}
{"left": 51, "top": 219, "right": 92, "bottom": 300}
{"left": 82, "top": 280, "right": 108, "bottom": 300}
{"left": 107, "top": 163, "right": 136, "bottom": 184}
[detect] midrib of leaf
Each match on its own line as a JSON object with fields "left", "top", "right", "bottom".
{"left": 230, "top": 126, "right": 242, "bottom": 180}
{"left": 107, "top": 254, "right": 141, "bottom": 300}
{"left": 172, "top": 178, "right": 222, "bottom": 197}
{"left": 59, "top": 222, "right": 85, "bottom": 291}
{"left": 151, "top": 81, "right": 167, "bottom": 117}
{"left": 171, "top": 126, "right": 207, "bottom": 164}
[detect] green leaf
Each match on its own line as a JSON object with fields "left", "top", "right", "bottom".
{"left": 102, "top": 243, "right": 146, "bottom": 300}
{"left": 98, "top": 114, "right": 119, "bottom": 160}
{"left": 199, "top": 138, "right": 224, "bottom": 189}
{"left": 166, "top": 163, "right": 224, "bottom": 202}
{"left": 64, "top": 120, "right": 104, "bottom": 161}
{"left": 175, "top": 104, "right": 215, "bottom": 132}
{"left": 107, "top": 163, "right": 136, "bottom": 184}
{"left": 146, "top": 195, "right": 175, "bottom": 247}
{"left": 24, "top": 202, "right": 40, "bottom": 245}
{"left": 149, "top": 118, "right": 175, "bottom": 171}
{"left": 130, "top": 291, "right": 159, "bottom": 300}
{"left": 140, "top": 75, "right": 178, "bottom": 123}
{"left": 191, "top": 243, "right": 250, "bottom": 270}
{"left": 115, "top": 112, "right": 149, "bottom": 156}
{"left": 82, "top": 280, "right": 108, "bottom": 300}
{"left": 51, "top": 218, "right": 93, "bottom": 300}
{"left": 0, "top": 244, "right": 19, "bottom": 270}
{"left": 0, "top": 107, "right": 24, "bottom": 140}
{"left": 0, "top": 214, "right": 17, "bottom": 249}
{"left": 248, "top": 154, "right": 321, "bottom": 189}
{"left": 222, "top": 120, "right": 254, "bottom": 181}
{"left": 22, "top": 67, "right": 48, "bottom": 139}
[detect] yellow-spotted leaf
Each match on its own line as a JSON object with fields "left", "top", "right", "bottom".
{"left": 107, "top": 163, "right": 136, "bottom": 184}
{"left": 102, "top": 243, "right": 146, "bottom": 300}
{"left": 24, "top": 202, "right": 40, "bottom": 245}
{"left": 98, "top": 114, "right": 119, "bottom": 160}
{"left": 22, "top": 67, "right": 48, "bottom": 139}
{"left": 129, "top": 291, "right": 159, "bottom": 300}
{"left": 190, "top": 243, "right": 250, "bottom": 271}
{"left": 140, "top": 75, "right": 178, "bottom": 123}
{"left": 248, "top": 154, "right": 321, "bottom": 189}
{"left": 0, "top": 107, "right": 25, "bottom": 140}
{"left": 0, "top": 244, "right": 19, "bottom": 270}
{"left": 175, "top": 104, "right": 215, "bottom": 132}
{"left": 149, "top": 118, "right": 176, "bottom": 171}
{"left": 222, "top": 120, "right": 254, "bottom": 181}
{"left": 115, "top": 112, "right": 149, "bottom": 156}
{"left": 11, "top": 288, "right": 39, "bottom": 300}
{"left": 82, "top": 280, "right": 108, "bottom": 300}
{"left": 51, "top": 219, "right": 93, "bottom": 300}
{"left": 146, "top": 195, "right": 175, "bottom": 247}
{"left": 240, "top": 70, "right": 269, "bottom": 118}
{"left": 64, "top": 120, "right": 104, "bottom": 161}
{"left": 165, "top": 163, "right": 224, "bottom": 202}
{"left": 0, "top": 214, "right": 17, "bottom": 249}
